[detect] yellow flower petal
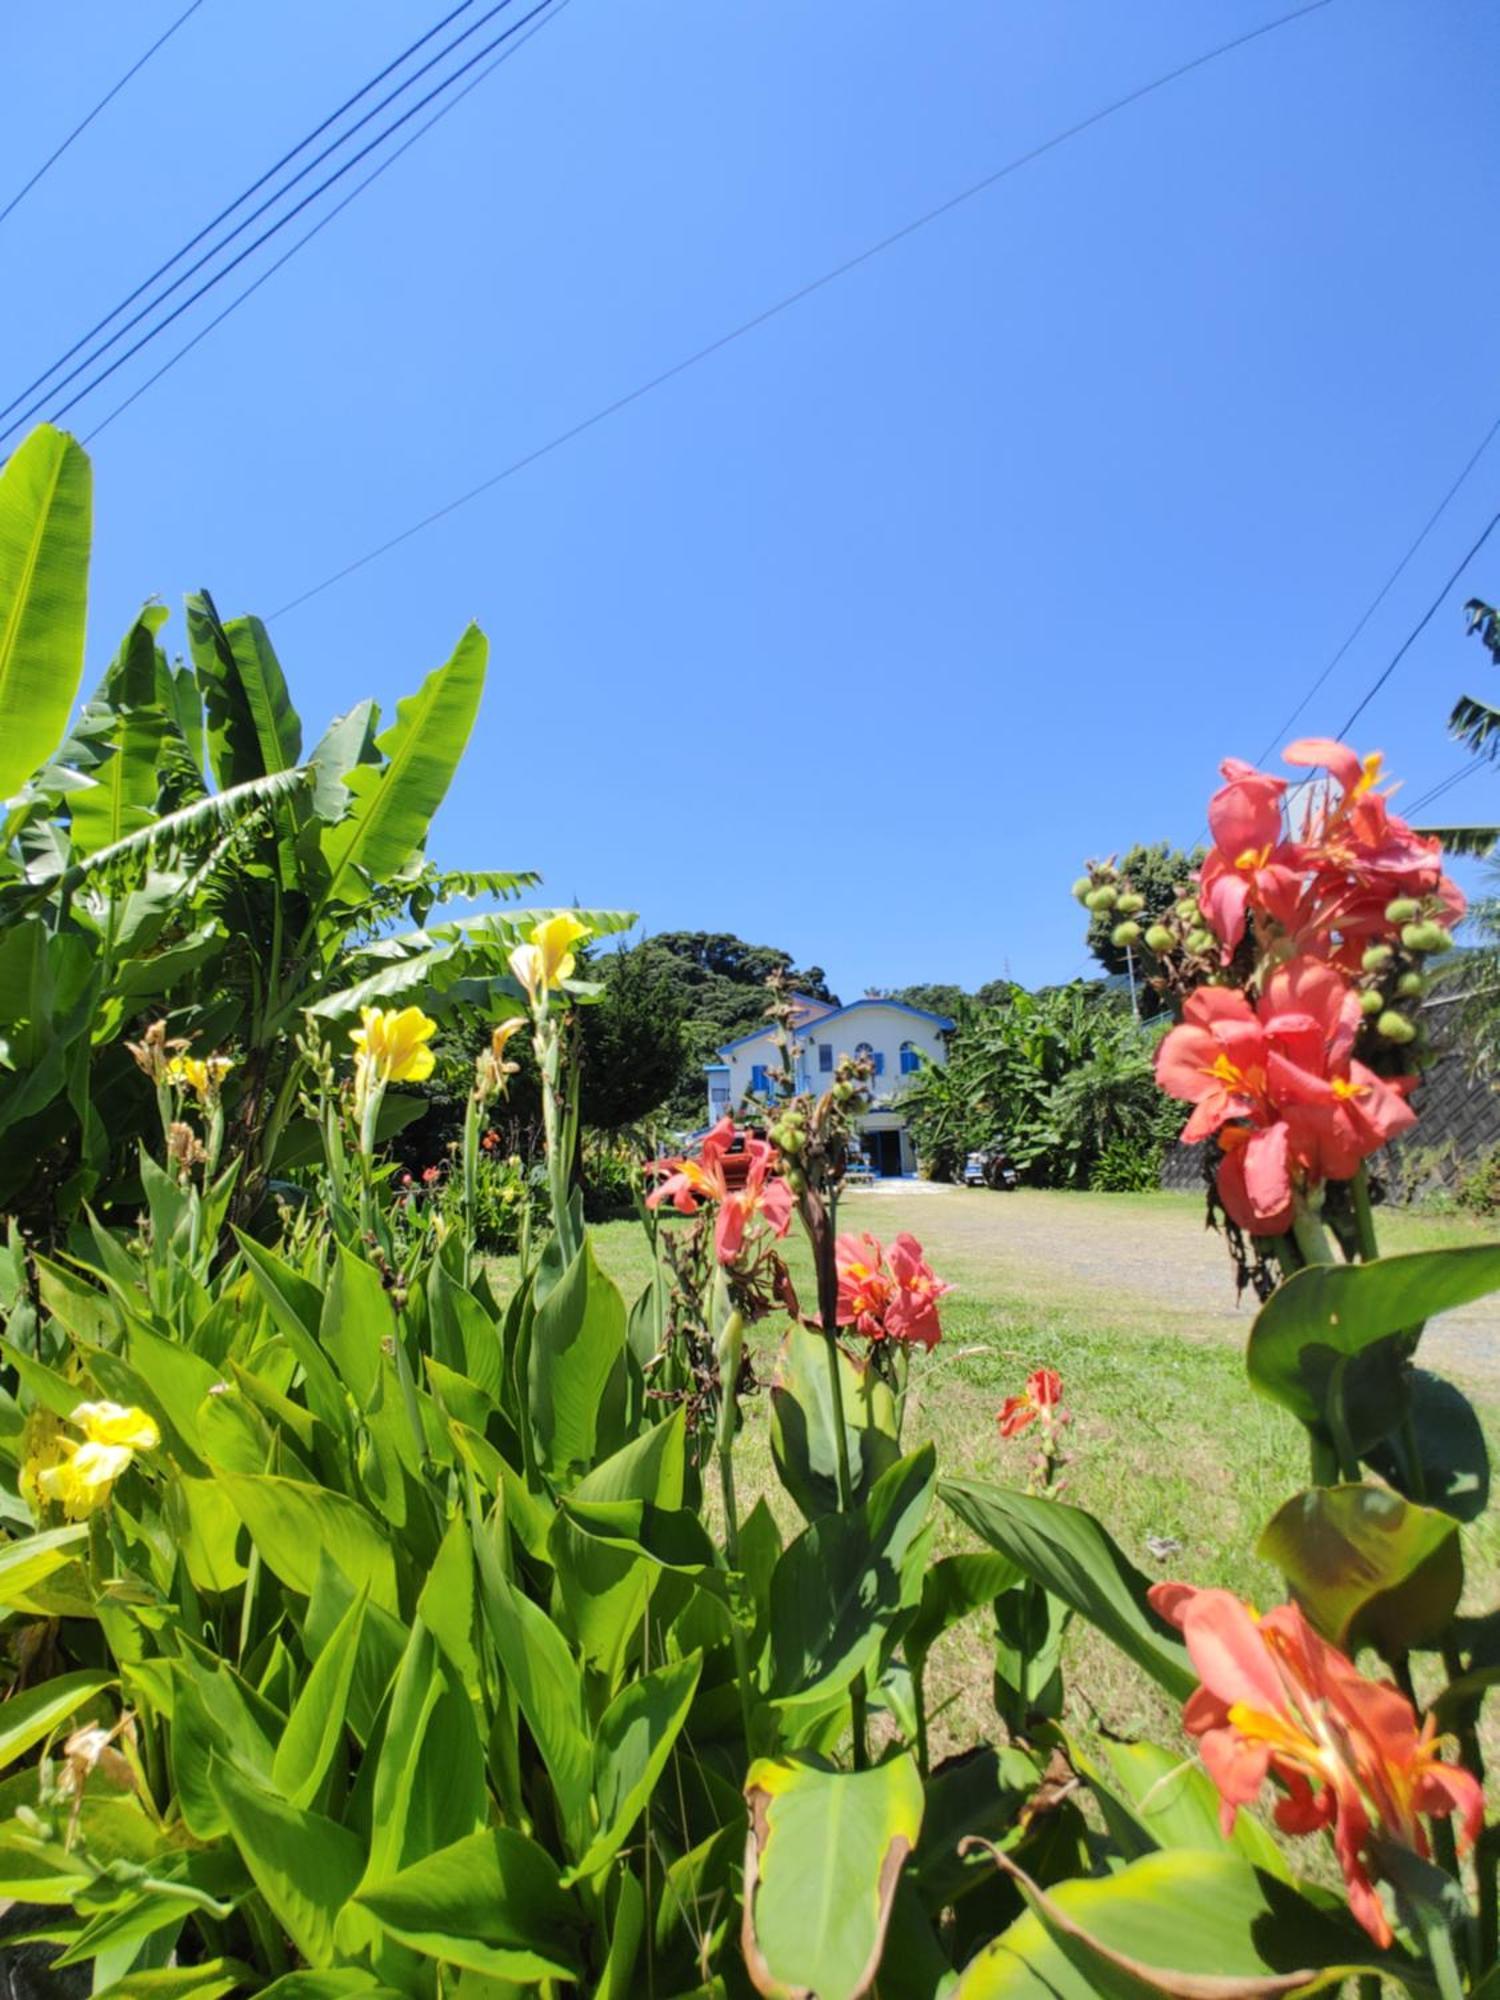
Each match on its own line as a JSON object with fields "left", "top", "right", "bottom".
{"left": 71, "top": 1401, "right": 160, "bottom": 1452}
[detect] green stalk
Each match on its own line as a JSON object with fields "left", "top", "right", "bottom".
{"left": 713, "top": 1291, "right": 746, "bottom": 1567}
{"left": 460, "top": 1086, "right": 481, "bottom": 1288}
{"left": 1350, "top": 1166, "right": 1380, "bottom": 1263}
{"left": 1290, "top": 1203, "right": 1337, "bottom": 1266}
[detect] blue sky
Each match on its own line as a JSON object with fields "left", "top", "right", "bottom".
{"left": 3, "top": 0, "right": 1498, "bottom": 998}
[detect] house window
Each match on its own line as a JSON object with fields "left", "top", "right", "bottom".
{"left": 900, "top": 1041, "right": 921, "bottom": 1075}
{"left": 818, "top": 1043, "right": 833, "bottom": 1073}
{"left": 750, "top": 1063, "right": 771, "bottom": 1095}
{"left": 855, "top": 1041, "right": 885, "bottom": 1077}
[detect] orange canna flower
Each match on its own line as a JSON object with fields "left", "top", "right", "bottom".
{"left": 1149, "top": 1582, "right": 1483, "bottom": 1948}
{"left": 997, "top": 1366, "right": 1063, "bottom": 1438}
{"left": 645, "top": 1116, "right": 794, "bottom": 1265}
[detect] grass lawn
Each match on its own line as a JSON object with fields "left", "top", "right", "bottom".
{"left": 492, "top": 1186, "right": 1500, "bottom": 1769}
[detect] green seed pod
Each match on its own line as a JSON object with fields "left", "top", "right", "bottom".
{"left": 1400, "top": 924, "right": 1427, "bottom": 952}
{"left": 1071, "top": 875, "right": 1093, "bottom": 903}
{"left": 1359, "top": 988, "right": 1385, "bottom": 1017}
{"left": 1397, "top": 970, "right": 1426, "bottom": 999}
{"left": 1144, "top": 924, "right": 1175, "bottom": 953}
{"left": 1418, "top": 924, "right": 1453, "bottom": 954}
{"left": 778, "top": 1127, "right": 803, "bottom": 1155}
{"left": 1362, "top": 945, "right": 1394, "bottom": 972}
{"left": 1376, "top": 1010, "right": 1417, "bottom": 1045}
{"left": 1111, "top": 921, "right": 1142, "bottom": 947}
{"left": 1385, "top": 897, "right": 1420, "bottom": 924}
{"left": 1187, "top": 930, "right": 1217, "bottom": 956}
{"left": 1116, "top": 891, "right": 1146, "bottom": 915}
{"left": 1175, "top": 898, "right": 1201, "bottom": 923}
{"left": 1090, "top": 885, "right": 1118, "bottom": 912}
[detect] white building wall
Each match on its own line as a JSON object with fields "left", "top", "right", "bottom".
{"left": 715, "top": 1002, "right": 948, "bottom": 1118}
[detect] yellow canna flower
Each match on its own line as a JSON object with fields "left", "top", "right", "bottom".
{"left": 37, "top": 1439, "right": 135, "bottom": 1519}
{"left": 18, "top": 1408, "right": 67, "bottom": 1514}
{"left": 350, "top": 1006, "right": 438, "bottom": 1085}
{"left": 165, "top": 1053, "right": 233, "bottom": 1102}
{"left": 509, "top": 914, "right": 591, "bottom": 1005}
{"left": 71, "top": 1402, "right": 160, "bottom": 1452}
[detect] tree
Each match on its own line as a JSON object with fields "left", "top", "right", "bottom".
{"left": 579, "top": 943, "right": 687, "bottom": 1129}
{"left": 892, "top": 981, "right": 969, "bottom": 1019}
{"left": 1083, "top": 841, "right": 1203, "bottom": 1019}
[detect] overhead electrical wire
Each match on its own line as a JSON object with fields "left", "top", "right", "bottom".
{"left": 84, "top": 0, "right": 573, "bottom": 443}
{"left": 1406, "top": 762, "right": 1479, "bottom": 819}
{"left": 10, "top": 0, "right": 550, "bottom": 443}
{"left": 0, "top": 0, "right": 209, "bottom": 230}
{"left": 1251, "top": 412, "right": 1500, "bottom": 765}
{"left": 1335, "top": 506, "right": 1500, "bottom": 738}
{"left": 0, "top": 0, "right": 490, "bottom": 437}
{"left": 267, "top": 0, "right": 1335, "bottom": 620}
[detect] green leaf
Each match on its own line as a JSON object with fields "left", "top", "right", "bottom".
{"left": 770, "top": 1321, "right": 901, "bottom": 1522}
{"left": 770, "top": 1446, "right": 936, "bottom": 1707}
{"left": 1257, "top": 1483, "right": 1462, "bottom": 1654}
{"left": 319, "top": 624, "right": 487, "bottom": 909}
{"left": 0, "top": 1668, "right": 112, "bottom": 1767}
{"left": 356, "top": 1827, "right": 583, "bottom": 1982}
{"left": 0, "top": 426, "right": 92, "bottom": 798}
{"left": 526, "top": 1234, "right": 630, "bottom": 1487}
{"left": 1080, "top": 1737, "right": 1290, "bottom": 1879}
{"left": 272, "top": 1585, "right": 366, "bottom": 1808}
{"left": 571, "top": 1652, "right": 703, "bottom": 1879}
{"left": 950, "top": 1848, "right": 1411, "bottom": 1997}
{"left": 0, "top": 1523, "right": 88, "bottom": 1609}
{"left": 186, "top": 592, "right": 302, "bottom": 789}
{"left": 94, "top": 1961, "right": 255, "bottom": 2000}
{"left": 361, "top": 1617, "right": 485, "bottom": 1884}
{"left": 939, "top": 1479, "right": 1194, "bottom": 1702}
{"left": 1247, "top": 1245, "right": 1500, "bottom": 1449}
{"left": 208, "top": 1755, "right": 364, "bottom": 1970}
{"left": 742, "top": 1752, "right": 925, "bottom": 2000}
{"left": 212, "top": 1469, "right": 398, "bottom": 1613}
{"left": 906, "top": 1552, "right": 1021, "bottom": 1663}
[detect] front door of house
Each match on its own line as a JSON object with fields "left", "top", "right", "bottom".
{"left": 868, "top": 1130, "right": 902, "bottom": 1177}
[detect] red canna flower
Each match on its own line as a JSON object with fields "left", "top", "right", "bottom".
{"left": 1197, "top": 758, "right": 1299, "bottom": 954}
{"left": 1155, "top": 960, "right": 1415, "bottom": 1235}
{"left": 422, "top": 1165, "right": 441, "bottom": 1185}
{"left": 1149, "top": 1582, "right": 1483, "bottom": 1948}
{"left": 645, "top": 1116, "right": 794, "bottom": 1265}
{"left": 834, "top": 1230, "right": 951, "bottom": 1349}
{"left": 997, "top": 1366, "right": 1063, "bottom": 1438}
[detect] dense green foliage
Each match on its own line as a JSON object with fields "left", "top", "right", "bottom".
{"left": 904, "top": 983, "right": 1176, "bottom": 1187}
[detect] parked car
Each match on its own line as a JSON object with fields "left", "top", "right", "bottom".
{"left": 963, "top": 1140, "right": 1019, "bottom": 1190}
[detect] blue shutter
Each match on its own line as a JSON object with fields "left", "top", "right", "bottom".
{"left": 873, "top": 1051, "right": 886, "bottom": 1076}
{"left": 819, "top": 1043, "right": 834, "bottom": 1073}
{"left": 751, "top": 1064, "right": 768, "bottom": 1094}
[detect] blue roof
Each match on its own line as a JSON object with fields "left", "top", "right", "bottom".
{"left": 711, "top": 994, "right": 954, "bottom": 1062}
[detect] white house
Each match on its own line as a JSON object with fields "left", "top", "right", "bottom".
{"left": 704, "top": 995, "right": 954, "bottom": 1178}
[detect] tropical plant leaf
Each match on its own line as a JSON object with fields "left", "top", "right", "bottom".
{"left": 1245, "top": 1245, "right": 1500, "bottom": 1449}
{"left": 1257, "top": 1483, "right": 1462, "bottom": 1654}
{"left": 208, "top": 1757, "right": 364, "bottom": 1971}
{"left": 355, "top": 1828, "right": 583, "bottom": 1982}
{"left": 741, "top": 1752, "right": 925, "bottom": 2000}
{"left": 570, "top": 1652, "right": 703, "bottom": 1879}
{"left": 0, "top": 426, "right": 92, "bottom": 799}
{"left": 319, "top": 624, "right": 487, "bottom": 909}
{"left": 0, "top": 1669, "right": 112, "bottom": 1768}
{"left": 1418, "top": 823, "right": 1499, "bottom": 858}
{"left": 950, "top": 1847, "right": 1410, "bottom": 1997}
{"left": 770, "top": 1321, "right": 900, "bottom": 1523}
{"left": 211, "top": 1470, "right": 398, "bottom": 1613}
{"left": 187, "top": 592, "right": 302, "bottom": 789}
{"left": 940, "top": 1479, "right": 1194, "bottom": 1701}
{"left": 527, "top": 1234, "right": 630, "bottom": 1487}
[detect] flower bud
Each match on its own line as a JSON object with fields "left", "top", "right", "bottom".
{"left": 1144, "top": 924, "right": 1175, "bottom": 953}
{"left": 1362, "top": 945, "right": 1393, "bottom": 973}
{"left": 1115, "top": 891, "right": 1146, "bottom": 915}
{"left": 1359, "top": 988, "right": 1384, "bottom": 1017}
{"left": 1071, "top": 875, "right": 1094, "bottom": 904}
{"left": 1376, "top": 1010, "right": 1417, "bottom": 1045}
{"left": 1385, "top": 897, "right": 1420, "bottom": 924}
{"left": 1111, "top": 921, "right": 1142, "bottom": 948}
{"left": 1397, "top": 970, "right": 1426, "bottom": 999}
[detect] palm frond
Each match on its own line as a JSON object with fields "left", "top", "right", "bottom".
{"left": 63, "top": 768, "right": 311, "bottom": 888}
{"left": 1448, "top": 694, "right": 1500, "bottom": 761}
{"left": 1415, "top": 824, "right": 1500, "bottom": 859}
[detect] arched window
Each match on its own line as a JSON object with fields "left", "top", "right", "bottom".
{"left": 899, "top": 1040, "right": 921, "bottom": 1075}
{"left": 855, "top": 1040, "right": 885, "bottom": 1077}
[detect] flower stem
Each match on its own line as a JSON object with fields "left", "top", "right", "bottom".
{"left": 1350, "top": 1166, "right": 1380, "bottom": 1263}
{"left": 713, "top": 1297, "right": 746, "bottom": 1566}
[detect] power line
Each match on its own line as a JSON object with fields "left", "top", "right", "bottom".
{"left": 0, "top": 0, "right": 486, "bottom": 435}
{"left": 1252, "top": 412, "right": 1500, "bottom": 764}
{"left": 19, "top": 0, "right": 550, "bottom": 442}
{"left": 84, "top": 0, "right": 573, "bottom": 443}
{"left": 268, "top": 0, "right": 1335, "bottom": 620}
{"left": 1407, "top": 762, "right": 1478, "bottom": 818}
{"left": 1336, "top": 507, "right": 1500, "bottom": 737}
{"left": 0, "top": 0, "right": 209, "bottom": 230}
